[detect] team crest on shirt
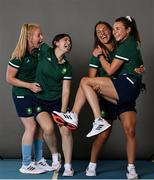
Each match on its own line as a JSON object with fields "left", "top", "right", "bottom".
{"left": 26, "top": 108, "right": 32, "bottom": 115}
{"left": 61, "top": 68, "right": 67, "bottom": 74}
{"left": 26, "top": 59, "right": 30, "bottom": 63}
{"left": 47, "top": 57, "right": 51, "bottom": 61}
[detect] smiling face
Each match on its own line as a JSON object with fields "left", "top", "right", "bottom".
{"left": 96, "top": 24, "right": 112, "bottom": 45}
{"left": 55, "top": 36, "right": 72, "bottom": 53}
{"left": 28, "top": 27, "right": 43, "bottom": 50}
{"left": 113, "top": 21, "right": 131, "bottom": 42}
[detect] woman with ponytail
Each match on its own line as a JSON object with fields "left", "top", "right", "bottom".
{"left": 6, "top": 24, "right": 59, "bottom": 174}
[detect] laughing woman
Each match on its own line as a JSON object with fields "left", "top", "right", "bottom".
{"left": 33, "top": 34, "right": 74, "bottom": 176}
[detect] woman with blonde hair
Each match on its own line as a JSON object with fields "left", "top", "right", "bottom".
{"left": 6, "top": 24, "right": 60, "bottom": 174}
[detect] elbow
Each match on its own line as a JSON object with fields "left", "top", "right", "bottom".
{"left": 6, "top": 76, "right": 13, "bottom": 84}
{"left": 106, "top": 69, "right": 114, "bottom": 76}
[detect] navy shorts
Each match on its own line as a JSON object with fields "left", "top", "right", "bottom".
{"left": 12, "top": 95, "right": 34, "bottom": 117}
{"left": 99, "top": 98, "right": 136, "bottom": 121}
{"left": 99, "top": 98, "right": 117, "bottom": 121}
{"left": 33, "top": 97, "right": 62, "bottom": 118}
{"left": 111, "top": 74, "right": 142, "bottom": 106}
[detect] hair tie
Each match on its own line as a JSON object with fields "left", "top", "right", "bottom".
{"left": 126, "top": 16, "right": 132, "bottom": 22}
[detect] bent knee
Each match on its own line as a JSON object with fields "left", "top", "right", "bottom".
{"left": 80, "top": 77, "right": 90, "bottom": 86}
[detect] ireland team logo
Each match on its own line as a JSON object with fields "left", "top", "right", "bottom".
{"left": 61, "top": 68, "right": 67, "bottom": 74}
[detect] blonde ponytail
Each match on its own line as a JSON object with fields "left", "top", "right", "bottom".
{"left": 11, "top": 23, "right": 39, "bottom": 60}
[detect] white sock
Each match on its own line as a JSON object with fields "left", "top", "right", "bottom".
{"left": 88, "top": 162, "right": 96, "bottom": 169}
{"left": 64, "top": 163, "right": 71, "bottom": 170}
{"left": 52, "top": 153, "right": 59, "bottom": 163}
{"left": 128, "top": 163, "right": 135, "bottom": 171}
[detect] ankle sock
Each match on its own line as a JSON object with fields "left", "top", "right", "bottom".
{"left": 52, "top": 153, "right": 59, "bottom": 163}
{"left": 88, "top": 162, "right": 96, "bottom": 170}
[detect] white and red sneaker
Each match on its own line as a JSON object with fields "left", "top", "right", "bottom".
{"left": 52, "top": 111, "right": 78, "bottom": 130}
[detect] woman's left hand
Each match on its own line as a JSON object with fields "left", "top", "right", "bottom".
{"left": 134, "top": 65, "right": 145, "bottom": 74}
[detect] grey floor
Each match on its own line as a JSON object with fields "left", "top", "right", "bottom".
{"left": 0, "top": 159, "right": 154, "bottom": 179}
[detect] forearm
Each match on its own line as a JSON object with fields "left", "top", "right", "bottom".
{"left": 99, "top": 55, "right": 112, "bottom": 75}
{"left": 99, "top": 55, "right": 123, "bottom": 75}
{"left": 7, "top": 77, "right": 31, "bottom": 89}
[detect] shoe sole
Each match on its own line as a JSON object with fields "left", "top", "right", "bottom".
{"left": 86, "top": 173, "right": 96, "bottom": 176}
{"left": 63, "top": 170, "right": 74, "bottom": 176}
{"left": 126, "top": 173, "right": 138, "bottom": 179}
{"left": 19, "top": 169, "right": 45, "bottom": 174}
{"left": 51, "top": 113, "right": 65, "bottom": 125}
{"left": 86, "top": 124, "right": 111, "bottom": 137}
{"left": 51, "top": 113, "right": 77, "bottom": 130}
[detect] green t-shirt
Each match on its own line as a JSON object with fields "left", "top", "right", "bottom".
{"left": 114, "top": 36, "right": 143, "bottom": 79}
{"left": 89, "top": 50, "right": 115, "bottom": 77}
{"left": 35, "top": 47, "right": 72, "bottom": 101}
{"left": 8, "top": 43, "right": 50, "bottom": 96}
{"left": 8, "top": 49, "right": 39, "bottom": 96}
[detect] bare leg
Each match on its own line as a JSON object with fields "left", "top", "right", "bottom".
{"left": 90, "top": 125, "right": 112, "bottom": 163}
{"left": 80, "top": 77, "right": 118, "bottom": 119}
{"left": 59, "top": 126, "right": 73, "bottom": 164}
{"left": 36, "top": 112, "right": 57, "bottom": 154}
{"left": 21, "top": 117, "right": 36, "bottom": 165}
{"left": 21, "top": 117, "right": 36, "bottom": 145}
{"left": 120, "top": 111, "right": 137, "bottom": 164}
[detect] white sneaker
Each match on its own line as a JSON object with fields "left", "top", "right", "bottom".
{"left": 63, "top": 168, "right": 74, "bottom": 176}
{"left": 36, "top": 158, "right": 53, "bottom": 171}
{"left": 19, "top": 162, "right": 45, "bottom": 174}
{"left": 126, "top": 166, "right": 138, "bottom": 179}
{"left": 86, "top": 167, "right": 96, "bottom": 176}
{"left": 86, "top": 117, "right": 111, "bottom": 137}
{"left": 50, "top": 162, "right": 61, "bottom": 171}
{"left": 51, "top": 153, "right": 61, "bottom": 171}
{"left": 52, "top": 111, "right": 78, "bottom": 129}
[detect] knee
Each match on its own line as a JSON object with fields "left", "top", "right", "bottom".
{"left": 124, "top": 127, "right": 136, "bottom": 138}
{"left": 25, "top": 123, "right": 36, "bottom": 135}
{"left": 80, "top": 77, "right": 89, "bottom": 87}
{"left": 43, "top": 125, "right": 55, "bottom": 136}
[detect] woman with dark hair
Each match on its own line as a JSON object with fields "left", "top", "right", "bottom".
{"left": 34, "top": 33, "right": 74, "bottom": 176}
{"left": 80, "top": 16, "right": 144, "bottom": 179}
{"left": 53, "top": 17, "right": 145, "bottom": 179}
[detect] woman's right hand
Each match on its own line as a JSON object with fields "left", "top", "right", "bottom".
{"left": 92, "top": 46, "right": 102, "bottom": 57}
{"left": 29, "top": 83, "right": 42, "bottom": 93}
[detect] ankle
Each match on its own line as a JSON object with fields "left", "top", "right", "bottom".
{"left": 127, "top": 163, "right": 135, "bottom": 171}
{"left": 52, "top": 153, "right": 59, "bottom": 163}
{"left": 64, "top": 163, "right": 72, "bottom": 170}
{"left": 88, "top": 162, "right": 97, "bottom": 169}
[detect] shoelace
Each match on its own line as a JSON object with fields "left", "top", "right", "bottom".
{"left": 38, "top": 159, "right": 48, "bottom": 166}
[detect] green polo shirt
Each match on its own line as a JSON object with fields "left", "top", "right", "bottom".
{"left": 8, "top": 43, "right": 50, "bottom": 96}
{"left": 89, "top": 50, "right": 115, "bottom": 77}
{"left": 8, "top": 49, "right": 39, "bottom": 96}
{"left": 35, "top": 47, "right": 72, "bottom": 101}
{"left": 114, "top": 36, "right": 143, "bottom": 79}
